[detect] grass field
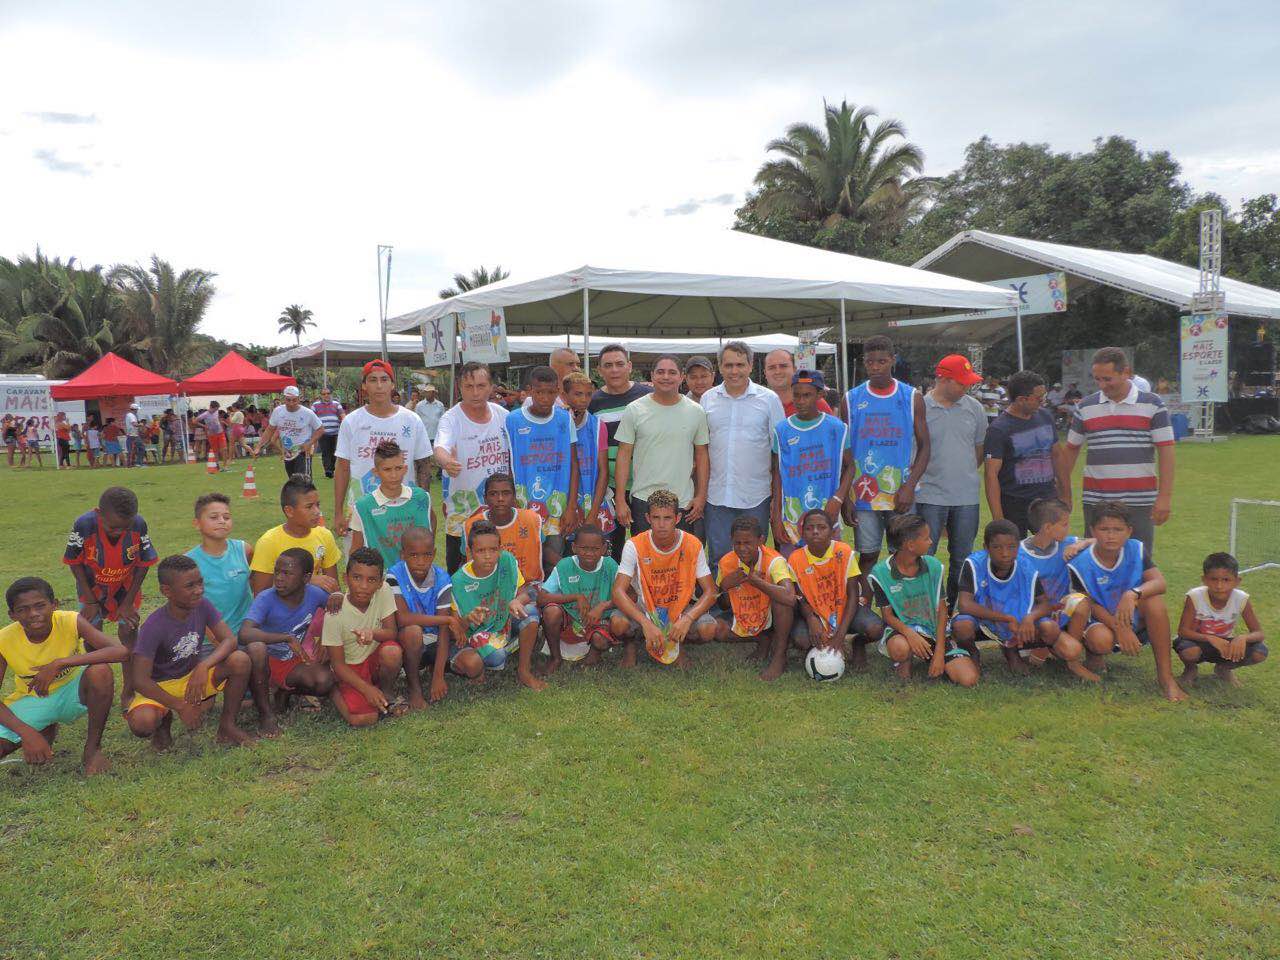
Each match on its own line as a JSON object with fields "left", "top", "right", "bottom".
{"left": 2, "top": 443, "right": 1278, "bottom": 959}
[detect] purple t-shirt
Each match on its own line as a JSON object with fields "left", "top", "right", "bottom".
{"left": 135, "top": 599, "right": 222, "bottom": 681}
{"left": 198, "top": 410, "right": 225, "bottom": 436}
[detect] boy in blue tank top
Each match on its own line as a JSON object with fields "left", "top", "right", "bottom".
{"left": 385, "top": 526, "right": 461, "bottom": 708}
{"left": 1066, "top": 502, "right": 1187, "bottom": 701}
{"left": 953, "top": 519, "right": 1098, "bottom": 681}
{"left": 841, "top": 335, "right": 930, "bottom": 579}
{"left": 770, "top": 369, "right": 852, "bottom": 556}
{"left": 505, "top": 366, "right": 579, "bottom": 572}
{"left": 1018, "top": 497, "right": 1093, "bottom": 635}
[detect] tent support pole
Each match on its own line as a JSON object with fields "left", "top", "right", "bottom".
{"left": 449, "top": 313, "right": 459, "bottom": 405}
{"left": 322, "top": 349, "right": 328, "bottom": 388}
{"left": 582, "top": 287, "right": 591, "bottom": 377}
{"left": 1015, "top": 304, "right": 1025, "bottom": 369}
{"left": 838, "top": 298, "right": 848, "bottom": 396}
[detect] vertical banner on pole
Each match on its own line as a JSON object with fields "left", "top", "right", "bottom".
{"left": 795, "top": 331, "right": 818, "bottom": 373}
{"left": 582, "top": 287, "right": 591, "bottom": 378}
{"left": 460, "top": 308, "right": 509, "bottom": 363}
{"left": 1180, "top": 312, "right": 1229, "bottom": 403}
{"left": 421, "top": 314, "right": 457, "bottom": 368}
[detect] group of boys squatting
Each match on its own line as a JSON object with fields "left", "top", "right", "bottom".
{"left": 0, "top": 374, "right": 1270, "bottom": 775}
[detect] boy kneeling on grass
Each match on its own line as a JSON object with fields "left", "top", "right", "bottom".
{"left": 868, "top": 514, "right": 978, "bottom": 686}
{"left": 450, "top": 520, "right": 545, "bottom": 691}
{"left": 126, "top": 555, "right": 257, "bottom": 749}
{"left": 0, "top": 577, "right": 125, "bottom": 775}
{"left": 539, "top": 525, "right": 622, "bottom": 671}
{"left": 770, "top": 509, "right": 883, "bottom": 681}
{"left": 238, "top": 548, "right": 336, "bottom": 714}
{"left": 610, "top": 490, "right": 719, "bottom": 670}
{"left": 323, "top": 547, "right": 412, "bottom": 725}
{"left": 952, "top": 519, "right": 1098, "bottom": 682}
{"left": 713, "top": 515, "right": 797, "bottom": 681}
{"left": 386, "top": 526, "right": 460, "bottom": 706}
{"left": 1175, "top": 552, "right": 1268, "bottom": 687}
{"left": 1065, "top": 502, "right": 1186, "bottom": 701}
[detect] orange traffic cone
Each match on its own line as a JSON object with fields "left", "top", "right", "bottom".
{"left": 242, "top": 465, "right": 259, "bottom": 499}
{"left": 206, "top": 449, "right": 218, "bottom": 475}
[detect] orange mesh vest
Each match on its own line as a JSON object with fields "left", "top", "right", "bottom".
{"left": 787, "top": 542, "right": 854, "bottom": 624}
{"left": 718, "top": 546, "right": 783, "bottom": 637}
{"left": 632, "top": 530, "right": 702, "bottom": 621}
{"left": 464, "top": 507, "right": 544, "bottom": 582}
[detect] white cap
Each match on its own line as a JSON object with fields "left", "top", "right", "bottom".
{"left": 129, "top": 402, "right": 139, "bottom": 409}
{"left": 282, "top": 385, "right": 301, "bottom": 398}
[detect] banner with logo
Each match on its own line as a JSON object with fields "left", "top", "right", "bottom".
{"left": 795, "top": 330, "right": 819, "bottom": 372}
{"left": 890, "top": 271, "right": 1069, "bottom": 329}
{"left": 0, "top": 381, "right": 55, "bottom": 446}
{"left": 1180, "top": 312, "right": 1228, "bottom": 403}
{"left": 421, "top": 313, "right": 457, "bottom": 368}
{"left": 461, "top": 308, "right": 509, "bottom": 363}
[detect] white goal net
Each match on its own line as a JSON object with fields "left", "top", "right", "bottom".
{"left": 1229, "top": 499, "right": 1280, "bottom": 574}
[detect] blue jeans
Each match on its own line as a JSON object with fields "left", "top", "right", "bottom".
{"left": 703, "top": 498, "right": 772, "bottom": 565}
{"left": 912, "top": 502, "right": 979, "bottom": 605}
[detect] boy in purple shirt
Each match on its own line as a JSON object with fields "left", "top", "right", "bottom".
{"left": 125, "top": 555, "right": 257, "bottom": 750}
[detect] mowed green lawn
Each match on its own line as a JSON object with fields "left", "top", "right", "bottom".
{"left": 1, "top": 442, "right": 1278, "bottom": 960}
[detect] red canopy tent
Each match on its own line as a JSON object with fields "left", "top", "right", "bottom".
{"left": 50, "top": 352, "right": 178, "bottom": 400}
{"left": 178, "top": 350, "right": 296, "bottom": 396}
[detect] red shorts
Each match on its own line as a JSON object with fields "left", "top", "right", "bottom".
{"left": 338, "top": 641, "right": 399, "bottom": 716}
{"left": 268, "top": 656, "right": 301, "bottom": 690}
{"left": 207, "top": 432, "right": 227, "bottom": 452}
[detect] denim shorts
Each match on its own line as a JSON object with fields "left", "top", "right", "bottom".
{"left": 853, "top": 509, "right": 897, "bottom": 554}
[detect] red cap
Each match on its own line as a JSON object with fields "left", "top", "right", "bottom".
{"left": 935, "top": 354, "right": 983, "bottom": 386}
{"left": 362, "top": 359, "right": 394, "bottom": 381}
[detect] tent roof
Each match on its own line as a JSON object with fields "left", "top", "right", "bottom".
{"left": 178, "top": 350, "right": 296, "bottom": 395}
{"left": 265, "top": 333, "right": 836, "bottom": 369}
{"left": 384, "top": 225, "right": 1016, "bottom": 338}
{"left": 914, "top": 230, "right": 1280, "bottom": 322}
{"left": 49, "top": 352, "right": 178, "bottom": 400}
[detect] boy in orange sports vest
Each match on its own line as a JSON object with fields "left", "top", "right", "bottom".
{"left": 610, "top": 490, "right": 719, "bottom": 669}
{"left": 779, "top": 509, "right": 884, "bottom": 678}
{"left": 712, "top": 515, "right": 798, "bottom": 680}
{"left": 463, "top": 472, "right": 545, "bottom": 586}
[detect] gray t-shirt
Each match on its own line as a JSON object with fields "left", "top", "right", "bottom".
{"left": 916, "top": 392, "right": 987, "bottom": 506}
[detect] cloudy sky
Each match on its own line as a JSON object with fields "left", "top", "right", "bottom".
{"left": 2, "top": 1, "right": 1278, "bottom": 348}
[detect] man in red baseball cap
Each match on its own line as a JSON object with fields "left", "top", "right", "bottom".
{"left": 914, "top": 354, "right": 989, "bottom": 606}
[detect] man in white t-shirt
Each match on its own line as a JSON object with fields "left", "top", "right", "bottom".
{"left": 256, "top": 385, "right": 325, "bottom": 478}
{"left": 124, "top": 403, "right": 144, "bottom": 468}
{"left": 333, "top": 359, "right": 433, "bottom": 537}
{"left": 433, "top": 360, "right": 512, "bottom": 572}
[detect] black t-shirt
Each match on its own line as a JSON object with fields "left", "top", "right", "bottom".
{"left": 984, "top": 409, "right": 1058, "bottom": 502}
{"left": 588, "top": 383, "right": 654, "bottom": 487}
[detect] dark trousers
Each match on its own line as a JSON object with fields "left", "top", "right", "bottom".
{"left": 446, "top": 535, "right": 466, "bottom": 575}
{"left": 1000, "top": 495, "right": 1035, "bottom": 539}
{"left": 318, "top": 433, "right": 339, "bottom": 478}
{"left": 284, "top": 455, "right": 311, "bottom": 479}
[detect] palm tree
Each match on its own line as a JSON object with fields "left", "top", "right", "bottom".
{"left": 110, "top": 256, "right": 217, "bottom": 377}
{"left": 277, "top": 304, "right": 316, "bottom": 345}
{"left": 0, "top": 252, "right": 129, "bottom": 377}
{"left": 743, "top": 100, "right": 933, "bottom": 239}
{"left": 438, "top": 265, "right": 509, "bottom": 300}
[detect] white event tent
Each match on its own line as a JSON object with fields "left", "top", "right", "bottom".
{"left": 383, "top": 224, "right": 1016, "bottom": 389}
{"left": 264, "top": 333, "right": 836, "bottom": 372}
{"left": 897, "top": 231, "right": 1280, "bottom": 350}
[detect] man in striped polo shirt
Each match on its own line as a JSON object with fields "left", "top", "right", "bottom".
{"left": 1062, "top": 347, "right": 1175, "bottom": 554}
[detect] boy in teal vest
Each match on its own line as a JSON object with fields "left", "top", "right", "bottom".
{"left": 351, "top": 439, "right": 434, "bottom": 571}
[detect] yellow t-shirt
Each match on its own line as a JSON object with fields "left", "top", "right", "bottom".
{"left": 0, "top": 610, "right": 83, "bottom": 703}
{"left": 321, "top": 584, "right": 396, "bottom": 666}
{"left": 250, "top": 524, "right": 340, "bottom": 576}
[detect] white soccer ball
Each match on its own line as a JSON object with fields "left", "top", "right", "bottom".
{"left": 804, "top": 646, "right": 846, "bottom": 681}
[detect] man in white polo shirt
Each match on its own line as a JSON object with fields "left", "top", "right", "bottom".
{"left": 699, "top": 340, "right": 784, "bottom": 564}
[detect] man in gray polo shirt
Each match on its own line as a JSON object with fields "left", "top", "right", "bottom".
{"left": 914, "top": 354, "right": 987, "bottom": 605}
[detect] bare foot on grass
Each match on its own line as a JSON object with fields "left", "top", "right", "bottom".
{"left": 82, "top": 750, "right": 112, "bottom": 776}
{"left": 216, "top": 725, "right": 258, "bottom": 747}
{"left": 1213, "top": 664, "right": 1242, "bottom": 688}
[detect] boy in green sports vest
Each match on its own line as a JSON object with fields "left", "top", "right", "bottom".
{"left": 351, "top": 439, "right": 434, "bottom": 571}
{"left": 867, "top": 513, "right": 979, "bottom": 687}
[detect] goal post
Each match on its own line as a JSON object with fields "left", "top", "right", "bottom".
{"left": 1229, "top": 499, "right": 1280, "bottom": 574}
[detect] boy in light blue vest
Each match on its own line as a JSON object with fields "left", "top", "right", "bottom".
{"left": 350, "top": 439, "right": 434, "bottom": 572}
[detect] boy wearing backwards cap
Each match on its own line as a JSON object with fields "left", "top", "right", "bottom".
{"left": 256, "top": 385, "right": 325, "bottom": 479}
{"left": 911, "top": 354, "right": 987, "bottom": 607}
{"left": 334, "top": 359, "right": 434, "bottom": 538}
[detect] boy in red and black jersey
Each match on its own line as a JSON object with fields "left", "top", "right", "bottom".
{"left": 63, "top": 486, "right": 158, "bottom": 709}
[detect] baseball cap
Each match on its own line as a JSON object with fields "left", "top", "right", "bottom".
{"left": 935, "top": 354, "right": 983, "bottom": 386}
{"left": 129, "top": 402, "right": 139, "bottom": 409}
{"left": 684, "top": 355, "right": 713, "bottom": 373}
{"left": 362, "top": 358, "right": 394, "bottom": 380}
{"left": 282, "top": 385, "right": 301, "bottom": 398}
{"left": 792, "top": 369, "right": 826, "bottom": 390}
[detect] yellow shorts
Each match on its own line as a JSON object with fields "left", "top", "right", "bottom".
{"left": 127, "top": 670, "right": 225, "bottom": 715}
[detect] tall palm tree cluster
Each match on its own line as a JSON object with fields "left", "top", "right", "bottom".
{"left": 736, "top": 99, "right": 934, "bottom": 256}
{"left": 0, "top": 252, "right": 218, "bottom": 379}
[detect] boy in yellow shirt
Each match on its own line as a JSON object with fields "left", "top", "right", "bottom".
{"left": 250, "top": 476, "right": 340, "bottom": 594}
{"left": 0, "top": 577, "right": 125, "bottom": 775}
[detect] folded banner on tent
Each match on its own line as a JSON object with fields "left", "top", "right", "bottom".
{"left": 888, "top": 272, "right": 1069, "bottom": 329}
{"left": 422, "top": 314, "right": 456, "bottom": 368}
{"left": 461, "top": 308, "right": 509, "bottom": 363}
